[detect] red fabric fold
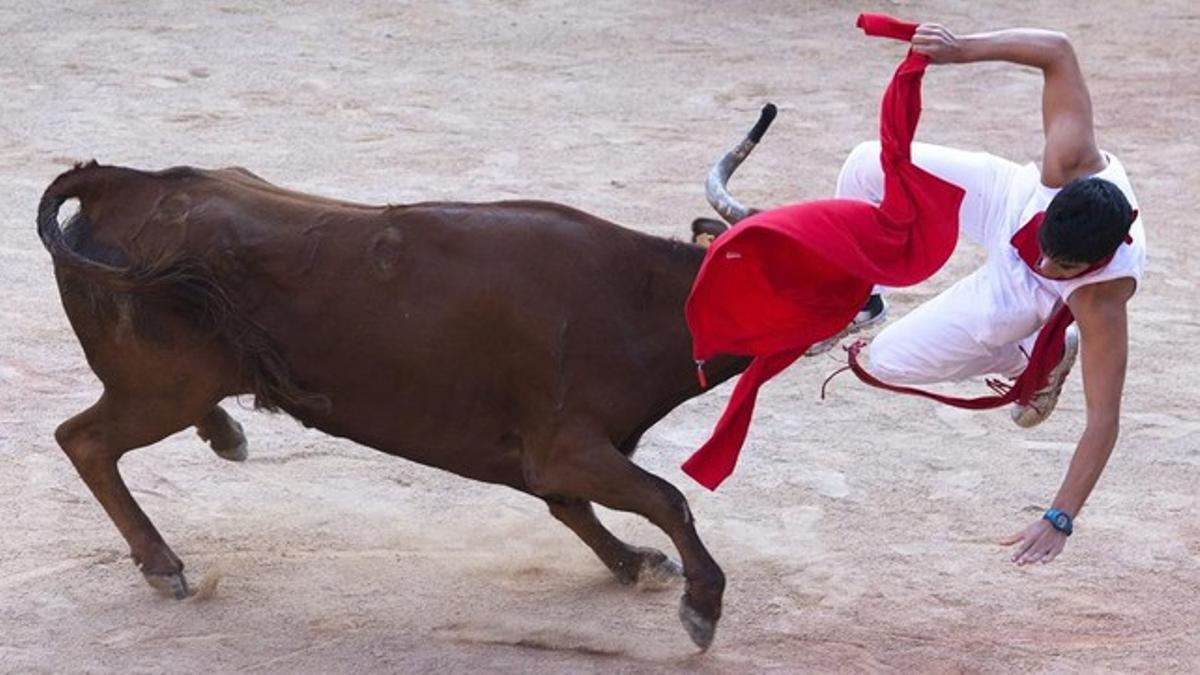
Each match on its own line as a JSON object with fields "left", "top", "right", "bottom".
{"left": 856, "top": 13, "right": 919, "bottom": 41}
{"left": 682, "top": 14, "right": 966, "bottom": 489}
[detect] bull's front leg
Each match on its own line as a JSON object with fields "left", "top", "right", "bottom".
{"left": 529, "top": 426, "right": 725, "bottom": 651}
{"left": 544, "top": 497, "right": 682, "bottom": 589}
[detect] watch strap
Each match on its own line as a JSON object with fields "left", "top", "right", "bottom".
{"left": 1043, "top": 508, "right": 1074, "bottom": 536}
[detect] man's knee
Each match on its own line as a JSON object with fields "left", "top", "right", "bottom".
{"left": 836, "top": 141, "right": 883, "bottom": 201}
{"left": 863, "top": 331, "right": 927, "bottom": 385}
{"left": 846, "top": 140, "right": 881, "bottom": 162}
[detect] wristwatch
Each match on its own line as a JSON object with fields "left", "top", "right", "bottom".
{"left": 1043, "top": 508, "right": 1074, "bottom": 536}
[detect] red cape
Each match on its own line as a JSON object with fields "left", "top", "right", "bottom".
{"left": 682, "top": 14, "right": 966, "bottom": 489}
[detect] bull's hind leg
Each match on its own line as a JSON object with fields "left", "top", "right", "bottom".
{"left": 545, "top": 497, "right": 681, "bottom": 588}
{"left": 56, "top": 391, "right": 219, "bottom": 598}
{"left": 532, "top": 428, "right": 725, "bottom": 650}
{"left": 196, "top": 406, "right": 248, "bottom": 462}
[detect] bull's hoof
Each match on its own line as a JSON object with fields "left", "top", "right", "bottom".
{"left": 199, "top": 417, "right": 248, "bottom": 462}
{"left": 634, "top": 549, "right": 683, "bottom": 591}
{"left": 679, "top": 598, "right": 717, "bottom": 650}
{"left": 144, "top": 570, "right": 193, "bottom": 600}
{"left": 213, "top": 439, "right": 248, "bottom": 462}
{"left": 613, "top": 547, "right": 681, "bottom": 588}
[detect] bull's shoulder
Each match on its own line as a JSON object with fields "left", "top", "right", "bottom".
{"left": 496, "top": 200, "right": 614, "bottom": 226}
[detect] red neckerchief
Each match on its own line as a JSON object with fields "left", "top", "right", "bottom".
{"left": 1011, "top": 210, "right": 1134, "bottom": 278}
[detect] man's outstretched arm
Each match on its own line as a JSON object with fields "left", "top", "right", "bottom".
{"left": 999, "top": 278, "right": 1134, "bottom": 564}
{"left": 910, "top": 24, "right": 1107, "bottom": 186}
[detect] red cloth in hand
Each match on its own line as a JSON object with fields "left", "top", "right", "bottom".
{"left": 681, "top": 14, "right": 965, "bottom": 489}
{"left": 856, "top": 12, "right": 919, "bottom": 41}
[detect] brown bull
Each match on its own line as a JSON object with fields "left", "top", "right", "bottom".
{"left": 38, "top": 161, "right": 749, "bottom": 649}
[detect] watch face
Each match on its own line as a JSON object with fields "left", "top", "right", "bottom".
{"left": 1054, "top": 514, "right": 1069, "bottom": 528}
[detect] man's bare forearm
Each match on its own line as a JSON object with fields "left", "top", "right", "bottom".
{"left": 955, "top": 29, "right": 1073, "bottom": 70}
{"left": 936, "top": 25, "right": 1100, "bottom": 185}
{"left": 1051, "top": 419, "right": 1119, "bottom": 516}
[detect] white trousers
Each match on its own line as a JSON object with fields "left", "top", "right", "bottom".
{"left": 836, "top": 141, "right": 1050, "bottom": 384}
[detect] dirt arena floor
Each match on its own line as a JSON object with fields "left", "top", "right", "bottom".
{"left": 2, "top": 1, "right": 1198, "bottom": 672}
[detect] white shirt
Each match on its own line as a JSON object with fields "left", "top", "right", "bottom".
{"left": 987, "top": 152, "right": 1147, "bottom": 330}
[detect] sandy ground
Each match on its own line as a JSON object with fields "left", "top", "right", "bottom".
{"left": 2, "top": 1, "right": 1198, "bottom": 672}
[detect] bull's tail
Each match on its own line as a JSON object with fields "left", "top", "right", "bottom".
{"left": 37, "top": 161, "right": 328, "bottom": 414}
{"left": 37, "top": 162, "right": 91, "bottom": 259}
{"left": 37, "top": 161, "right": 148, "bottom": 291}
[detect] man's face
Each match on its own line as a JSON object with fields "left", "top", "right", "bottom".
{"left": 1036, "top": 251, "right": 1090, "bottom": 279}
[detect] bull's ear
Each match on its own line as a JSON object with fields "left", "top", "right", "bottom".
{"left": 691, "top": 218, "right": 729, "bottom": 247}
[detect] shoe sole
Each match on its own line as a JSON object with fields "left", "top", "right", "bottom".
{"left": 805, "top": 299, "right": 889, "bottom": 357}
{"left": 1012, "top": 325, "right": 1080, "bottom": 428}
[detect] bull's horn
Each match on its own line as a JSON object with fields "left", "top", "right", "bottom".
{"left": 705, "top": 103, "right": 777, "bottom": 225}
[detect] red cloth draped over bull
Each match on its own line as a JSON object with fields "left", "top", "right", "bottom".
{"left": 681, "top": 14, "right": 967, "bottom": 489}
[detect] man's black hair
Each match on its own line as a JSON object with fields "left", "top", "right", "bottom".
{"left": 1039, "top": 177, "right": 1134, "bottom": 265}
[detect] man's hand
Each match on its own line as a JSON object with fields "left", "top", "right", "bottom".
{"left": 911, "top": 23, "right": 965, "bottom": 63}
{"left": 909, "top": 22, "right": 1104, "bottom": 184}
{"left": 1000, "top": 518, "right": 1068, "bottom": 565}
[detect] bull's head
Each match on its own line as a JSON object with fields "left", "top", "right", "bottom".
{"left": 692, "top": 103, "right": 777, "bottom": 248}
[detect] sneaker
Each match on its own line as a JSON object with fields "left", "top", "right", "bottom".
{"left": 806, "top": 293, "right": 888, "bottom": 357}
{"left": 1011, "top": 324, "right": 1080, "bottom": 428}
